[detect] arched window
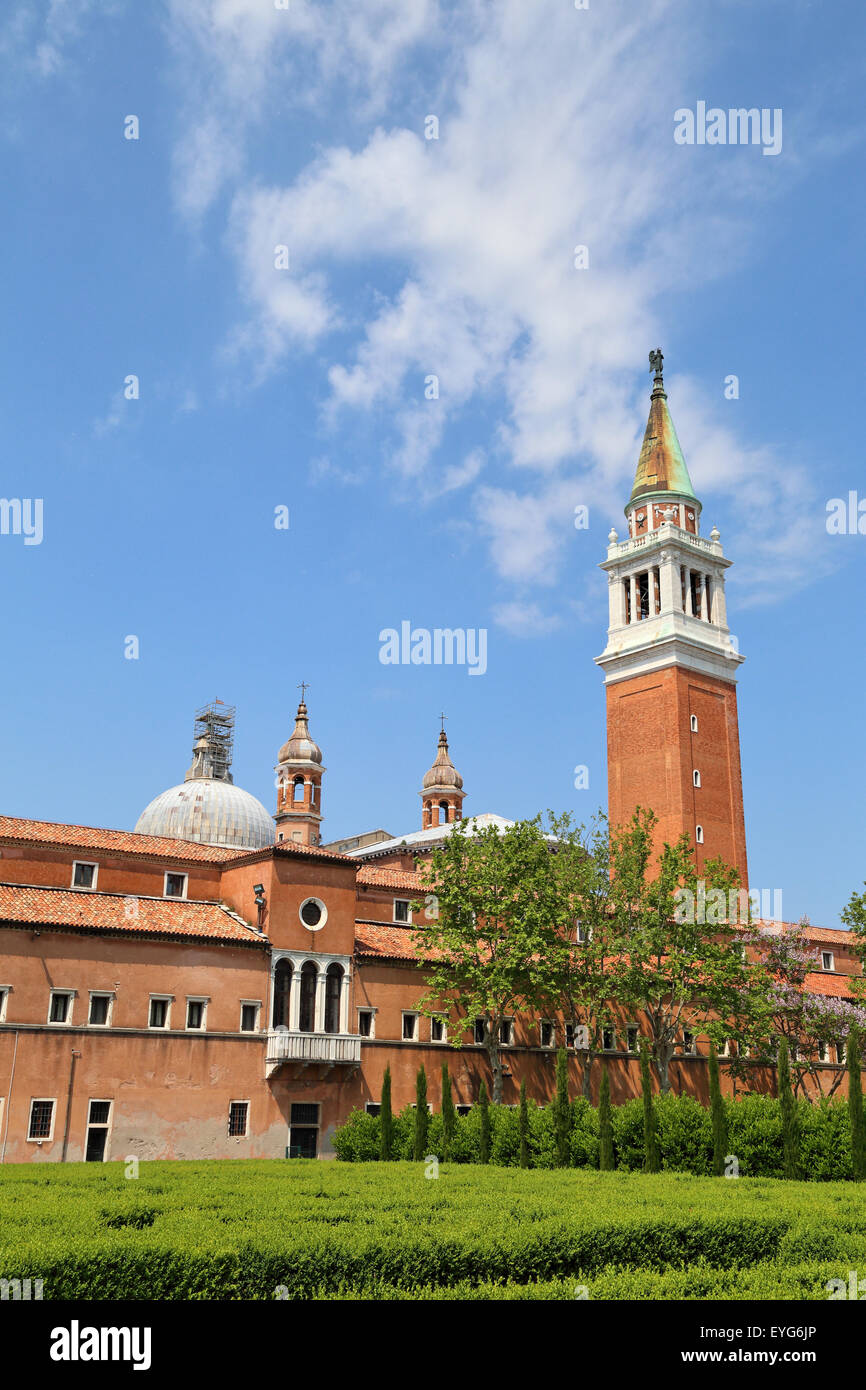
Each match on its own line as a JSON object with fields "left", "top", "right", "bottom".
{"left": 299, "top": 962, "right": 317, "bottom": 1033}
{"left": 693, "top": 769, "right": 701, "bottom": 787}
{"left": 690, "top": 714, "right": 698, "bottom": 733}
{"left": 293, "top": 778, "right": 305, "bottom": 803}
{"left": 324, "top": 963, "right": 344, "bottom": 1034}
{"left": 438, "top": 800, "right": 449, "bottom": 825}
{"left": 272, "top": 959, "right": 293, "bottom": 1029}
{"left": 696, "top": 825, "right": 704, "bottom": 844}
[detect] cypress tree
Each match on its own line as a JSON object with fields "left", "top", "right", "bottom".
{"left": 598, "top": 1064, "right": 614, "bottom": 1171}
{"left": 379, "top": 1065, "right": 393, "bottom": 1161}
{"left": 640, "top": 1040, "right": 661, "bottom": 1173}
{"left": 413, "top": 1064, "right": 429, "bottom": 1160}
{"left": 553, "top": 1046, "right": 572, "bottom": 1167}
{"left": 441, "top": 1062, "right": 456, "bottom": 1163}
{"left": 848, "top": 1026, "right": 865, "bottom": 1181}
{"left": 478, "top": 1080, "right": 491, "bottom": 1164}
{"left": 708, "top": 1041, "right": 729, "bottom": 1177}
{"left": 518, "top": 1079, "right": 530, "bottom": 1168}
{"left": 777, "top": 1038, "right": 801, "bottom": 1180}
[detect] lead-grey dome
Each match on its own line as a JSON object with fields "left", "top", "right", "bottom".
{"left": 135, "top": 779, "right": 274, "bottom": 850}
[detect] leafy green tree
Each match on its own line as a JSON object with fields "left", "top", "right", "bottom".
{"left": 478, "top": 1080, "right": 491, "bottom": 1163}
{"left": 598, "top": 1065, "right": 614, "bottom": 1171}
{"left": 379, "top": 1065, "right": 393, "bottom": 1161}
{"left": 518, "top": 1079, "right": 530, "bottom": 1168}
{"left": 413, "top": 817, "right": 562, "bottom": 1103}
{"left": 441, "top": 1062, "right": 456, "bottom": 1163}
{"left": 552, "top": 1046, "right": 573, "bottom": 1167}
{"left": 413, "top": 1065, "right": 429, "bottom": 1160}
{"left": 777, "top": 1038, "right": 801, "bottom": 1180}
{"left": 640, "top": 1040, "right": 661, "bottom": 1172}
{"left": 607, "top": 808, "right": 768, "bottom": 1094}
{"left": 848, "top": 1026, "right": 866, "bottom": 1181}
{"left": 708, "top": 1042, "right": 729, "bottom": 1176}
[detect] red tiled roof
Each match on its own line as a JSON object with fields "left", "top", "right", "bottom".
{"left": 355, "top": 922, "right": 427, "bottom": 962}
{"left": 357, "top": 866, "right": 425, "bottom": 891}
{"left": 803, "top": 971, "right": 857, "bottom": 1000}
{"left": 0, "top": 883, "right": 265, "bottom": 945}
{"left": 753, "top": 919, "right": 854, "bottom": 945}
{"left": 0, "top": 815, "right": 240, "bottom": 864}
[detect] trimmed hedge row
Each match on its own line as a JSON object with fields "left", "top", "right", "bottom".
{"left": 333, "top": 1094, "right": 857, "bottom": 1180}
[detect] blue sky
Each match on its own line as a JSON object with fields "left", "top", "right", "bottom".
{"left": 0, "top": 0, "right": 863, "bottom": 926}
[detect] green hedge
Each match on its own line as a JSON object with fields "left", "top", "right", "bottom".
{"left": 334, "top": 1094, "right": 858, "bottom": 1180}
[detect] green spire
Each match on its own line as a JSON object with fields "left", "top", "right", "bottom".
{"left": 629, "top": 350, "right": 698, "bottom": 506}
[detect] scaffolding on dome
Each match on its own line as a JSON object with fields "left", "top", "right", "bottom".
{"left": 191, "top": 701, "right": 236, "bottom": 783}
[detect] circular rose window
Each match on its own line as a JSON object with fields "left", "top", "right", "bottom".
{"left": 299, "top": 897, "right": 327, "bottom": 931}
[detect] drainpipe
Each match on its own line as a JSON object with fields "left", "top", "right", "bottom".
{"left": 60, "top": 1049, "right": 81, "bottom": 1163}
{"left": 0, "top": 1030, "right": 19, "bottom": 1164}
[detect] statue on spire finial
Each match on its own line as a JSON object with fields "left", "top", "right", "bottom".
{"left": 649, "top": 348, "right": 664, "bottom": 381}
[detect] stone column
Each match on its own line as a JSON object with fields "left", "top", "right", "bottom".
{"left": 314, "top": 969, "right": 327, "bottom": 1033}
{"left": 340, "top": 969, "right": 352, "bottom": 1034}
{"left": 629, "top": 573, "right": 638, "bottom": 624}
{"left": 288, "top": 964, "right": 301, "bottom": 1031}
{"left": 659, "top": 549, "right": 677, "bottom": 613}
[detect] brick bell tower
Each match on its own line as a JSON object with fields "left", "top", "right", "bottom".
{"left": 595, "top": 350, "right": 748, "bottom": 883}
{"left": 274, "top": 687, "right": 325, "bottom": 846}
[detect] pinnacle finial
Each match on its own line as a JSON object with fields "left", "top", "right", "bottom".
{"left": 649, "top": 347, "right": 664, "bottom": 389}
{"left": 297, "top": 680, "right": 310, "bottom": 709}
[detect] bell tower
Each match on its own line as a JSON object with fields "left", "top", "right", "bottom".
{"left": 596, "top": 351, "right": 748, "bottom": 884}
{"left": 420, "top": 719, "right": 466, "bottom": 829}
{"left": 274, "top": 686, "right": 325, "bottom": 846}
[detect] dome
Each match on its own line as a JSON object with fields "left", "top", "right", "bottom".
{"left": 135, "top": 778, "right": 274, "bottom": 851}
{"left": 278, "top": 700, "right": 323, "bottom": 765}
{"left": 422, "top": 730, "right": 464, "bottom": 791}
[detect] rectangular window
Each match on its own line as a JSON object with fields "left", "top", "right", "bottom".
{"left": 28, "top": 1099, "right": 55, "bottom": 1141}
{"left": 290, "top": 1103, "right": 319, "bottom": 1126}
{"left": 626, "top": 1025, "right": 639, "bottom": 1053}
{"left": 48, "top": 991, "right": 72, "bottom": 1024}
{"left": 228, "top": 1101, "right": 249, "bottom": 1138}
{"left": 393, "top": 899, "right": 411, "bottom": 923}
{"left": 682, "top": 1030, "right": 696, "bottom": 1055}
{"left": 0, "top": 988, "right": 9, "bottom": 1024}
{"left": 240, "top": 1002, "right": 259, "bottom": 1033}
{"left": 565, "top": 1023, "right": 575, "bottom": 1048}
{"left": 164, "top": 872, "right": 188, "bottom": 899}
{"left": 186, "top": 999, "right": 207, "bottom": 1030}
{"left": 289, "top": 1102, "right": 319, "bottom": 1157}
{"left": 358, "top": 1009, "right": 374, "bottom": 1038}
{"left": 818, "top": 1041, "right": 829, "bottom": 1063}
{"left": 602, "top": 1026, "right": 615, "bottom": 1052}
{"left": 540, "top": 1021, "right": 554, "bottom": 1048}
{"left": 430, "top": 1016, "right": 446, "bottom": 1043}
{"left": 473, "top": 1019, "right": 486, "bottom": 1045}
{"left": 499, "top": 1018, "right": 513, "bottom": 1046}
{"left": 837, "top": 1042, "right": 847, "bottom": 1065}
{"left": 88, "top": 993, "right": 111, "bottom": 1027}
{"left": 85, "top": 1099, "right": 112, "bottom": 1162}
{"left": 402, "top": 1012, "right": 418, "bottom": 1041}
{"left": 148, "top": 997, "right": 170, "bottom": 1029}
{"left": 822, "top": 951, "right": 835, "bottom": 971}
{"left": 455, "top": 1104, "right": 472, "bottom": 1118}
{"left": 71, "top": 861, "right": 97, "bottom": 889}
{"left": 365, "top": 1102, "right": 381, "bottom": 1117}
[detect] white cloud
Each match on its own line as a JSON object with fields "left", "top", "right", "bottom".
{"left": 166, "top": 0, "right": 830, "bottom": 619}
{"left": 492, "top": 600, "right": 562, "bottom": 638}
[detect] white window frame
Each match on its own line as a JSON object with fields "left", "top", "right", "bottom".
{"left": 682, "top": 1030, "right": 697, "bottom": 1056}
{"left": 430, "top": 1014, "right": 448, "bottom": 1045}
{"left": 690, "top": 714, "right": 698, "bottom": 732}
{"left": 365, "top": 1101, "right": 382, "bottom": 1116}
{"left": 239, "top": 1000, "right": 261, "bottom": 1033}
{"left": 228, "top": 1100, "right": 249, "bottom": 1139}
{"left": 693, "top": 769, "right": 701, "bottom": 788}
{"left": 298, "top": 896, "right": 327, "bottom": 931}
{"left": 402, "top": 1011, "right": 419, "bottom": 1042}
{"left": 817, "top": 1040, "right": 829, "bottom": 1063}
{"left": 540, "top": 1019, "right": 556, "bottom": 1049}
{"left": 357, "top": 1006, "right": 376, "bottom": 1039}
{"left": 499, "top": 1017, "right": 514, "bottom": 1047}
{"left": 163, "top": 871, "right": 188, "bottom": 900}
{"left": 87, "top": 991, "right": 114, "bottom": 1028}
{"left": 626, "top": 1024, "right": 639, "bottom": 1054}
{"left": 86, "top": 1099, "right": 113, "bottom": 1160}
{"left": 393, "top": 898, "right": 412, "bottom": 924}
{"left": 185, "top": 996, "right": 209, "bottom": 1031}
{"left": 602, "top": 1025, "right": 616, "bottom": 1052}
{"left": 47, "top": 989, "right": 75, "bottom": 1025}
{"left": 837, "top": 1042, "right": 847, "bottom": 1065}
{"left": 27, "top": 1098, "right": 56, "bottom": 1143}
{"left": 695, "top": 825, "right": 704, "bottom": 844}
{"left": 71, "top": 860, "right": 98, "bottom": 890}
{"left": 822, "top": 951, "right": 835, "bottom": 972}
{"left": 0, "top": 986, "right": 9, "bottom": 1024}
{"left": 148, "top": 994, "right": 173, "bottom": 1030}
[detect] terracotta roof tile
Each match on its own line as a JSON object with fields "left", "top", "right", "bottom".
{"left": 803, "top": 971, "right": 857, "bottom": 1000}
{"left": 0, "top": 883, "right": 265, "bottom": 946}
{"left": 753, "top": 919, "right": 855, "bottom": 945}
{"left": 356, "top": 866, "right": 425, "bottom": 891}
{"left": 354, "top": 922, "right": 426, "bottom": 961}
{"left": 0, "top": 815, "right": 240, "bottom": 864}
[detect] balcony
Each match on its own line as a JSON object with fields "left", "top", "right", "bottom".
{"left": 266, "top": 1028, "right": 361, "bottom": 1076}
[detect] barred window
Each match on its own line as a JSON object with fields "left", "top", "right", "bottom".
{"left": 228, "top": 1102, "right": 248, "bottom": 1138}
{"left": 28, "top": 1100, "right": 54, "bottom": 1141}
